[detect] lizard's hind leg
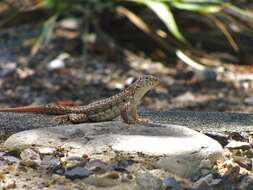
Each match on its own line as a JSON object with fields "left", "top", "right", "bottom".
{"left": 68, "top": 113, "right": 88, "bottom": 124}
{"left": 53, "top": 113, "right": 88, "bottom": 124}
{"left": 53, "top": 114, "right": 71, "bottom": 124}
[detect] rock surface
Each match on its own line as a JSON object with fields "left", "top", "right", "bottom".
{"left": 4, "top": 121, "right": 223, "bottom": 178}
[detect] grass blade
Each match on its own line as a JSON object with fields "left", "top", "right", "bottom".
{"left": 31, "top": 13, "right": 58, "bottom": 55}
{"left": 135, "top": 0, "right": 187, "bottom": 43}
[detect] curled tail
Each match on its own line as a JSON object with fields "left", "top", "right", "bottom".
{"left": 0, "top": 105, "right": 72, "bottom": 115}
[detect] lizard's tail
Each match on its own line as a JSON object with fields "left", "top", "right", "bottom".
{"left": 0, "top": 105, "right": 69, "bottom": 115}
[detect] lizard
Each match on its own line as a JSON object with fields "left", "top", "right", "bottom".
{"left": 0, "top": 75, "right": 160, "bottom": 124}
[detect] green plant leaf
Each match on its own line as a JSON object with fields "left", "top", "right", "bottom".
{"left": 134, "top": 0, "right": 187, "bottom": 43}
{"left": 177, "top": 0, "right": 223, "bottom": 3}
{"left": 226, "top": 3, "right": 253, "bottom": 19}
{"left": 31, "top": 13, "right": 58, "bottom": 55}
{"left": 171, "top": 2, "right": 222, "bottom": 13}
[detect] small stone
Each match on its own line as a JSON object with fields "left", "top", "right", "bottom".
{"left": 209, "top": 178, "right": 223, "bottom": 190}
{"left": 64, "top": 166, "right": 91, "bottom": 179}
{"left": 86, "top": 159, "right": 109, "bottom": 173}
{"left": 20, "top": 148, "right": 41, "bottom": 168}
{"left": 233, "top": 156, "right": 252, "bottom": 170}
{"left": 63, "top": 154, "right": 88, "bottom": 168}
{"left": 48, "top": 59, "right": 65, "bottom": 70}
{"left": 40, "top": 155, "right": 60, "bottom": 170}
{"left": 226, "top": 141, "right": 251, "bottom": 150}
{"left": 163, "top": 176, "right": 180, "bottom": 189}
{"left": 2, "top": 155, "right": 20, "bottom": 165}
{"left": 200, "top": 169, "right": 211, "bottom": 176}
{"left": 229, "top": 132, "right": 245, "bottom": 142}
{"left": 205, "top": 132, "right": 229, "bottom": 147}
{"left": 0, "top": 179, "right": 16, "bottom": 189}
{"left": 199, "top": 159, "right": 212, "bottom": 169}
{"left": 237, "top": 174, "right": 253, "bottom": 190}
{"left": 113, "top": 159, "right": 134, "bottom": 172}
{"left": 38, "top": 147, "right": 56, "bottom": 155}
{"left": 66, "top": 155, "right": 85, "bottom": 161}
{"left": 244, "top": 96, "right": 253, "bottom": 105}
{"left": 191, "top": 173, "right": 213, "bottom": 189}
{"left": 136, "top": 171, "right": 163, "bottom": 190}
{"left": 0, "top": 62, "right": 16, "bottom": 77}
{"left": 0, "top": 152, "right": 5, "bottom": 157}
{"left": 121, "top": 173, "right": 134, "bottom": 182}
{"left": 59, "top": 18, "right": 80, "bottom": 30}
{"left": 47, "top": 53, "right": 69, "bottom": 70}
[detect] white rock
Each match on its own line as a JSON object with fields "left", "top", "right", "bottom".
{"left": 226, "top": 140, "right": 251, "bottom": 150}
{"left": 48, "top": 53, "right": 70, "bottom": 70}
{"left": 38, "top": 147, "right": 56, "bottom": 155}
{"left": 4, "top": 121, "right": 224, "bottom": 179}
{"left": 59, "top": 18, "right": 80, "bottom": 30}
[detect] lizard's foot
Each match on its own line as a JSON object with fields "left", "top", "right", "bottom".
{"left": 52, "top": 115, "right": 70, "bottom": 125}
{"left": 136, "top": 117, "right": 152, "bottom": 125}
{"left": 126, "top": 117, "right": 151, "bottom": 127}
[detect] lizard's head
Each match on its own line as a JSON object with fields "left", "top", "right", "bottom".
{"left": 126, "top": 75, "right": 160, "bottom": 102}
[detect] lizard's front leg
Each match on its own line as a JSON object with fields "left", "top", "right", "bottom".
{"left": 120, "top": 102, "right": 150, "bottom": 125}
{"left": 53, "top": 113, "right": 88, "bottom": 124}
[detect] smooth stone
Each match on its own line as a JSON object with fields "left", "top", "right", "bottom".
{"left": 237, "top": 173, "right": 253, "bottom": 190}
{"left": 225, "top": 141, "right": 251, "bottom": 150}
{"left": 40, "top": 155, "right": 60, "bottom": 170}
{"left": 38, "top": 147, "right": 56, "bottom": 155}
{"left": 64, "top": 166, "right": 91, "bottom": 179}
{"left": 85, "top": 159, "right": 109, "bottom": 173}
{"left": 232, "top": 156, "right": 252, "bottom": 170}
{"left": 136, "top": 171, "right": 163, "bottom": 190}
{"left": 4, "top": 121, "right": 224, "bottom": 178}
{"left": 191, "top": 173, "right": 213, "bottom": 189}
{"left": 20, "top": 148, "right": 41, "bottom": 167}
{"left": 1, "top": 155, "right": 20, "bottom": 165}
{"left": 163, "top": 176, "right": 180, "bottom": 189}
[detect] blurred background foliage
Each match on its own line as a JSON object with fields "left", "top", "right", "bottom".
{"left": 1, "top": 0, "right": 253, "bottom": 65}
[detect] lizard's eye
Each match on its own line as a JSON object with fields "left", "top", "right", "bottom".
{"left": 122, "top": 98, "right": 127, "bottom": 102}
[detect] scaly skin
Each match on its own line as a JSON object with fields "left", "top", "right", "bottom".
{"left": 0, "top": 75, "right": 160, "bottom": 124}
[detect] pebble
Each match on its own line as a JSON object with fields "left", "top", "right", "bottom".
{"left": 38, "top": 147, "right": 56, "bottom": 155}
{"left": 191, "top": 173, "right": 213, "bottom": 189}
{"left": 209, "top": 178, "right": 222, "bottom": 188}
{"left": 226, "top": 141, "right": 251, "bottom": 150}
{"left": 0, "top": 179, "right": 16, "bottom": 189}
{"left": 233, "top": 156, "right": 252, "bottom": 170}
{"left": 113, "top": 159, "right": 134, "bottom": 172}
{"left": 64, "top": 166, "right": 91, "bottom": 179}
{"left": 163, "top": 176, "right": 180, "bottom": 190}
{"left": 47, "top": 53, "right": 70, "bottom": 70}
{"left": 199, "top": 159, "right": 212, "bottom": 169}
{"left": 0, "top": 62, "right": 16, "bottom": 77}
{"left": 237, "top": 174, "right": 253, "bottom": 190}
{"left": 85, "top": 159, "right": 109, "bottom": 173}
{"left": 136, "top": 171, "right": 163, "bottom": 190}
{"left": 2, "top": 155, "right": 20, "bottom": 165}
{"left": 40, "top": 155, "right": 60, "bottom": 170}
{"left": 58, "top": 18, "right": 80, "bottom": 30}
{"left": 20, "top": 148, "right": 41, "bottom": 168}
